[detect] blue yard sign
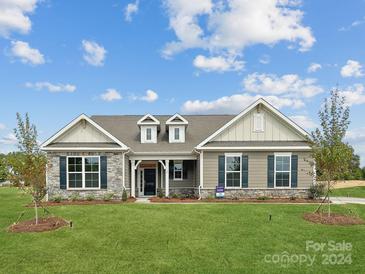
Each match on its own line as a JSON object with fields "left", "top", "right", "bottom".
{"left": 216, "top": 186, "right": 225, "bottom": 198}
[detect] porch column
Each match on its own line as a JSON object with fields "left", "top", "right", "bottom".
{"left": 131, "top": 160, "right": 136, "bottom": 197}
{"left": 165, "top": 159, "right": 169, "bottom": 197}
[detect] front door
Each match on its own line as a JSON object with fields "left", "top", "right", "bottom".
{"left": 144, "top": 168, "right": 156, "bottom": 196}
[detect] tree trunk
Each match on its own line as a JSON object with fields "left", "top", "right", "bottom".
{"left": 327, "top": 181, "right": 331, "bottom": 217}
{"left": 34, "top": 200, "right": 38, "bottom": 225}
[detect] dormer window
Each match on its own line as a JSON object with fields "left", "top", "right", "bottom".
{"left": 137, "top": 114, "right": 160, "bottom": 144}
{"left": 174, "top": 128, "right": 180, "bottom": 141}
{"left": 166, "top": 114, "right": 188, "bottom": 143}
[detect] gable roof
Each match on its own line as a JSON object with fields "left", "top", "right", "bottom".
{"left": 41, "top": 114, "right": 129, "bottom": 150}
{"left": 196, "top": 98, "right": 309, "bottom": 149}
{"left": 137, "top": 114, "right": 160, "bottom": 125}
{"left": 166, "top": 114, "right": 189, "bottom": 125}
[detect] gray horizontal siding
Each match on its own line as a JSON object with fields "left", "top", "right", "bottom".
{"left": 203, "top": 151, "right": 312, "bottom": 189}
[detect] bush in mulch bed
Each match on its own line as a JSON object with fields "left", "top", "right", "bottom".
{"left": 8, "top": 217, "right": 69, "bottom": 233}
{"left": 149, "top": 197, "right": 321, "bottom": 203}
{"left": 303, "top": 213, "right": 365, "bottom": 226}
{"left": 30, "top": 198, "right": 136, "bottom": 207}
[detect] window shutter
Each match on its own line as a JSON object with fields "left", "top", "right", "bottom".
{"left": 267, "top": 155, "right": 274, "bottom": 188}
{"left": 100, "top": 156, "right": 107, "bottom": 189}
{"left": 291, "top": 155, "right": 298, "bottom": 188}
{"left": 169, "top": 161, "right": 174, "bottom": 178}
{"left": 60, "top": 156, "right": 67, "bottom": 189}
{"left": 218, "top": 155, "right": 225, "bottom": 187}
{"left": 183, "top": 160, "right": 188, "bottom": 179}
{"left": 242, "top": 155, "right": 248, "bottom": 188}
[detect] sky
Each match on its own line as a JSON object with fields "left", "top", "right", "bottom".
{"left": 0, "top": 0, "right": 365, "bottom": 165}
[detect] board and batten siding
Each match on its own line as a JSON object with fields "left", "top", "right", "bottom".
{"left": 202, "top": 151, "right": 312, "bottom": 189}
{"left": 54, "top": 120, "right": 114, "bottom": 143}
{"left": 212, "top": 106, "right": 303, "bottom": 142}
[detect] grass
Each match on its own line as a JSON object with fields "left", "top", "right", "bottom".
{"left": 331, "top": 186, "right": 365, "bottom": 198}
{"left": 0, "top": 187, "right": 364, "bottom": 273}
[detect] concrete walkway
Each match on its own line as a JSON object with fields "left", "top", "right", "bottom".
{"left": 330, "top": 197, "right": 365, "bottom": 205}
{"left": 135, "top": 197, "right": 151, "bottom": 204}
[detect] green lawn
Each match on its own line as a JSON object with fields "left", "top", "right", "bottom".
{"left": 331, "top": 186, "right": 365, "bottom": 198}
{"left": 0, "top": 188, "right": 364, "bottom": 274}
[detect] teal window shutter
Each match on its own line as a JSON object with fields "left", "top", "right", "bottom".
{"left": 267, "top": 155, "right": 274, "bottom": 188}
{"left": 291, "top": 155, "right": 298, "bottom": 188}
{"left": 100, "top": 156, "right": 107, "bottom": 189}
{"left": 60, "top": 156, "right": 67, "bottom": 189}
{"left": 218, "top": 155, "right": 225, "bottom": 187}
{"left": 241, "top": 155, "right": 248, "bottom": 188}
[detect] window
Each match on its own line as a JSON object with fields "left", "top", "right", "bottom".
{"left": 67, "top": 156, "right": 100, "bottom": 189}
{"left": 225, "top": 154, "right": 241, "bottom": 188}
{"left": 275, "top": 154, "right": 291, "bottom": 187}
{"left": 146, "top": 128, "right": 152, "bottom": 141}
{"left": 253, "top": 113, "right": 264, "bottom": 132}
{"left": 174, "top": 127, "right": 180, "bottom": 140}
{"left": 173, "top": 160, "right": 183, "bottom": 180}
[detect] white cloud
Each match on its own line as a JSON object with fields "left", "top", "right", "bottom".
{"left": 131, "top": 89, "right": 159, "bottom": 103}
{"left": 307, "top": 63, "right": 322, "bottom": 73}
{"left": 340, "top": 60, "right": 364, "bottom": 78}
{"left": 124, "top": 1, "right": 139, "bottom": 22}
{"left": 289, "top": 115, "right": 316, "bottom": 130}
{"left": 0, "top": 0, "right": 39, "bottom": 37}
{"left": 259, "top": 55, "right": 270, "bottom": 65}
{"left": 0, "top": 133, "right": 17, "bottom": 145}
{"left": 82, "top": 40, "right": 106, "bottom": 67}
{"left": 10, "top": 40, "right": 45, "bottom": 65}
{"left": 162, "top": 0, "right": 315, "bottom": 61}
{"left": 339, "top": 84, "right": 365, "bottom": 106}
{"left": 193, "top": 54, "right": 244, "bottom": 72}
{"left": 25, "top": 82, "right": 76, "bottom": 93}
{"left": 182, "top": 93, "right": 304, "bottom": 114}
{"left": 339, "top": 17, "right": 365, "bottom": 32}
{"left": 100, "top": 89, "right": 122, "bottom": 102}
{"left": 243, "top": 73, "right": 323, "bottom": 98}
{"left": 0, "top": 123, "right": 5, "bottom": 130}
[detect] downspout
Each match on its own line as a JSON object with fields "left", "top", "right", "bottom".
{"left": 122, "top": 148, "right": 131, "bottom": 192}
{"left": 193, "top": 148, "right": 203, "bottom": 200}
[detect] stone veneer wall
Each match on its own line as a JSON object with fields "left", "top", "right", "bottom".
{"left": 47, "top": 152, "right": 125, "bottom": 200}
{"left": 199, "top": 188, "right": 310, "bottom": 199}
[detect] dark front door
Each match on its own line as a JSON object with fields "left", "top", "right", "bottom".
{"left": 144, "top": 169, "right": 156, "bottom": 196}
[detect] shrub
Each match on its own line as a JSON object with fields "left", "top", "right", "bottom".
{"left": 85, "top": 194, "right": 95, "bottom": 201}
{"left": 157, "top": 188, "right": 164, "bottom": 198}
{"left": 257, "top": 196, "right": 270, "bottom": 201}
{"left": 207, "top": 194, "right": 215, "bottom": 200}
{"left": 308, "top": 183, "right": 325, "bottom": 199}
{"left": 52, "top": 195, "right": 62, "bottom": 203}
{"left": 122, "top": 189, "right": 128, "bottom": 202}
{"left": 171, "top": 193, "right": 179, "bottom": 199}
{"left": 103, "top": 193, "right": 114, "bottom": 201}
{"left": 70, "top": 193, "right": 80, "bottom": 202}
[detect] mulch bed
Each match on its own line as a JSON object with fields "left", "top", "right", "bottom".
{"left": 27, "top": 198, "right": 136, "bottom": 207}
{"left": 303, "top": 213, "right": 365, "bottom": 225}
{"left": 150, "top": 197, "right": 321, "bottom": 203}
{"left": 8, "top": 217, "right": 69, "bottom": 233}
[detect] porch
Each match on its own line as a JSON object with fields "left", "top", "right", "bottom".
{"left": 129, "top": 157, "right": 199, "bottom": 197}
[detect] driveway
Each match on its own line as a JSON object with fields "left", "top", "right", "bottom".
{"left": 330, "top": 197, "right": 365, "bottom": 205}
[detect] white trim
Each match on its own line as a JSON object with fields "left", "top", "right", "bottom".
{"left": 173, "top": 160, "right": 183, "bottom": 181}
{"left": 253, "top": 113, "right": 264, "bottom": 132}
{"left": 224, "top": 153, "right": 242, "bottom": 189}
{"left": 137, "top": 165, "right": 158, "bottom": 197}
{"left": 198, "top": 146, "right": 311, "bottom": 151}
{"left": 129, "top": 155, "right": 197, "bottom": 160}
{"left": 66, "top": 156, "right": 101, "bottom": 190}
{"left": 196, "top": 98, "right": 309, "bottom": 149}
{"left": 199, "top": 151, "right": 204, "bottom": 188}
{"left": 137, "top": 114, "right": 160, "bottom": 125}
{"left": 166, "top": 113, "right": 189, "bottom": 125}
{"left": 274, "top": 153, "right": 291, "bottom": 189}
{"left": 41, "top": 114, "right": 128, "bottom": 150}
{"left": 42, "top": 147, "right": 127, "bottom": 151}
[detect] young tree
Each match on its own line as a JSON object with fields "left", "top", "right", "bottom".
{"left": 7, "top": 113, "right": 46, "bottom": 224}
{"left": 310, "top": 89, "right": 353, "bottom": 216}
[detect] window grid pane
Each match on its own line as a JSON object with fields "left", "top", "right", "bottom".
{"left": 68, "top": 157, "right": 100, "bottom": 189}
{"left": 174, "top": 128, "right": 180, "bottom": 140}
{"left": 226, "top": 156, "right": 240, "bottom": 171}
